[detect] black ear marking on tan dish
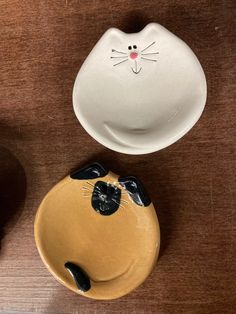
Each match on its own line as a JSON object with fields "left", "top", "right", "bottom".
{"left": 118, "top": 176, "right": 151, "bottom": 207}
{"left": 70, "top": 162, "right": 108, "bottom": 180}
{"left": 65, "top": 262, "right": 91, "bottom": 292}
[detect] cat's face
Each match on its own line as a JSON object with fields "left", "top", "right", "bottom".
{"left": 73, "top": 23, "right": 207, "bottom": 154}
{"left": 91, "top": 181, "right": 121, "bottom": 216}
{"left": 111, "top": 41, "right": 158, "bottom": 74}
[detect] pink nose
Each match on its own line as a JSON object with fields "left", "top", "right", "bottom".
{"left": 130, "top": 52, "right": 138, "bottom": 60}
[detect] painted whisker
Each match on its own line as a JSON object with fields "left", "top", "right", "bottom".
{"left": 86, "top": 181, "right": 95, "bottom": 187}
{"left": 85, "top": 182, "right": 102, "bottom": 195}
{"left": 141, "top": 52, "right": 159, "bottom": 55}
{"left": 120, "top": 199, "right": 128, "bottom": 204}
{"left": 141, "top": 41, "right": 156, "bottom": 52}
{"left": 86, "top": 182, "right": 101, "bottom": 191}
{"left": 110, "top": 56, "right": 128, "bottom": 59}
{"left": 113, "top": 59, "right": 128, "bottom": 66}
{"left": 112, "top": 198, "right": 124, "bottom": 208}
{"left": 141, "top": 57, "right": 157, "bottom": 62}
{"left": 82, "top": 186, "right": 93, "bottom": 192}
{"left": 120, "top": 189, "right": 134, "bottom": 196}
{"left": 112, "top": 49, "right": 127, "bottom": 54}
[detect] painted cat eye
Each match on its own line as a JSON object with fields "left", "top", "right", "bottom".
{"left": 128, "top": 46, "right": 132, "bottom": 50}
{"left": 133, "top": 45, "right": 137, "bottom": 49}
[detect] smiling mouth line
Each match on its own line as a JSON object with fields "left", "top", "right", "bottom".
{"left": 131, "top": 67, "right": 142, "bottom": 74}
{"left": 131, "top": 60, "right": 142, "bottom": 74}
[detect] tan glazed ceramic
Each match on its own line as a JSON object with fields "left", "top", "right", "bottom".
{"left": 34, "top": 163, "right": 160, "bottom": 300}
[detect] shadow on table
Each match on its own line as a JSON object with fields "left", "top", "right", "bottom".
{"left": 121, "top": 10, "right": 152, "bottom": 33}
{"left": 0, "top": 146, "right": 27, "bottom": 251}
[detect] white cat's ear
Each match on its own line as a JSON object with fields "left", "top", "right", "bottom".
{"left": 102, "top": 27, "right": 124, "bottom": 42}
{"left": 140, "top": 23, "right": 163, "bottom": 36}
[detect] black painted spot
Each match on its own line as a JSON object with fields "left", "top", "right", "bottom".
{"left": 92, "top": 181, "right": 121, "bottom": 216}
{"left": 70, "top": 162, "right": 108, "bottom": 180}
{"left": 65, "top": 262, "right": 91, "bottom": 292}
{"left": 128, "top": 45, "right": 132, "bottom": 50}
{"left": 118, "top": 176, "right": 151, "bottom": 207}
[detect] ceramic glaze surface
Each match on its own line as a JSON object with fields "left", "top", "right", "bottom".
{"left": 34, "top": 164, "right": 160, "bottom": 300}
{"left": 73, "top": 23, "right": 207, "bottom": 154}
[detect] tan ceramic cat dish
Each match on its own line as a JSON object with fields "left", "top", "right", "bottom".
{"left": 73, "top": 23, "right": 207, "bottom": 154}
{"left": 34, "top": 163, "right": 160, "bottom": 300}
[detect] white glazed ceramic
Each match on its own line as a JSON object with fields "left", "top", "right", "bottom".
{"left": 73, "top": 23, "right": 207, "bottom": 154}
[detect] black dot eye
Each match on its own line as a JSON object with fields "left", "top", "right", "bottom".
{"left": 128, "top": 45, "right": 132, "bottom": 50}
{"left": 133, "top": 45, "right": 137, "bottom": 49}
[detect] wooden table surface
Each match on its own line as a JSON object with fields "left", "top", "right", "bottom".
{"left": 0, "top": 0, "right": 235, "bottom": 313}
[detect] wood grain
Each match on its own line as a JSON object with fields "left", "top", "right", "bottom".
{"left": 0, "top": 0, "right": 235, "bottom": 313}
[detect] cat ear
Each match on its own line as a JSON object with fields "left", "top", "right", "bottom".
{"left": 118, "top": 176, "right": 151, "bottom": 207}
{"left": 70, "top": 162, "right": 108, "bottom": 180}
{"left": 102, "top": 27, "right": 124, "bottom": 45}
{"left": 140, "top": 23, "right": 162, "bottom": 36}
{"left": 104, "top": 27, "right": 124, "bottom": 37}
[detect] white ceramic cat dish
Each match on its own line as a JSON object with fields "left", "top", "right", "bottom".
{"left": 73, "top": 23, "right": 207, "bottom": 155}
